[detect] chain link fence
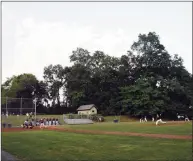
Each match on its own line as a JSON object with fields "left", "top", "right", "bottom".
{"left": 1, "top": 97, "right": 37, "bottom": 127}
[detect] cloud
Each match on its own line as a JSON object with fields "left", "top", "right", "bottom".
{"left": 11, "top": 18, "right": 131, "bottom": 81}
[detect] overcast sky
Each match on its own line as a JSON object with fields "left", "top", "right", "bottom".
{"left": 2, "top": 2, "right": 192, "bottom": 83}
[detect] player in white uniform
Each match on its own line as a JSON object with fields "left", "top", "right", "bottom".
{"left": 156, "top": 114, "right": 166, "bottom": 125}
{"left": 40, "top": 119, "right": 45, "bottom": 129}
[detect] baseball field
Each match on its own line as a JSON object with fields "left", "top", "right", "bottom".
{"left": 1, "top": 115, "right": 193, "bottom": 161}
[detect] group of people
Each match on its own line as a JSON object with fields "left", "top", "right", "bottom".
{"left": 37, "top": 118, "right": 60, "bottom": 128}
{"left": 140, "top": 115, "right": 165, "bottom": 125}
{"left": 140, "top": 113, "right": 190, "bottom": 126}
{"left": 177, "top": 113, "right": 190, "bottom": 121}
{"left": 22, "top": 118, "right": 60, "bottom": 129}
{"left": 22, "top": 119, "right": 35, "bottom": 129}
{"left": 26, "top": 112, "right": 34, "bottom": 119}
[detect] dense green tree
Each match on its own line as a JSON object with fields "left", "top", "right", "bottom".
{"left": 43, "top": 64, "right": 66, "bottom": 107}
{"left": 1, "top": 74, "right": 38, "bottom": 99}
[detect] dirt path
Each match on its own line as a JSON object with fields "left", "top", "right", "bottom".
{"left": 2, "top": 126, "right": 192, "bottom": 140}
{"left": 135, "top": 121, "right": 190, "bottom": 126}
{"left": 47, "top": 126, "right": 192, "bottom": 140}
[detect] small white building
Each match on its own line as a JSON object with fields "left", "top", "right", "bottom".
{"left": 77, "top": 104, "right": 97, "bottom": 115}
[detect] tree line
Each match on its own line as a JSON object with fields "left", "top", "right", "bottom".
{"left": 2, "top": 32, "right": 193, "bottom": 118}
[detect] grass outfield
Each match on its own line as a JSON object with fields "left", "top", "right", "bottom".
{"left": 63, "top": 122, "right": 192, "bottom": 135}
{"left": 2, "top": 130, "right": 192, "bottom": 161}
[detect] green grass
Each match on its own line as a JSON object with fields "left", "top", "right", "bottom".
{"left": 103, "top": 115, "right": 137, "bottom": 122}
{"left": 2, "top": 130, "right": 192, "bottom": 161}
{"left": 63, "top": 122, "right": 192, "bottom": 135}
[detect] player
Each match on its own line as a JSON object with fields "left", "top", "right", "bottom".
{"left": 185, "top": 115, "right": 190, "bottom": 122}
{"left": 6, "top": 112, "right": 8, "bottom": 118}
{"left": 36, "top": 119, "right": 40, "bottom": 126}
{"left": 156, "top": 114, "right": 166, "bottom": 126}
{"left": 53, "top": 118, "right": 56, "bottom": 125}
{"left": 144, "top": 116, "right": 147, "bottom": 122}
{"left": 29, "top": 112, "right": 33, "bottom": 119}
{"left": 31, "top": 119, "right": 35, "bottom": 126}
{"left": 40, "top": 118, "right": 44, "bottom": 129}
{"left": 56, "top": 118, "right": 59, "bottom": 125}
{"left": 49, "top": 118, "right": 52, "bottom": 126}
{"left": 140, "top": 116, "right": 144, "bottom": 123}
{"left": 22, "top": 119, "right": 29, "bottom": 128}
{"left": 46, "top": 118, "right": 49, "bottom": 126}
{"left": 28, "top": 121, "right": 34, "bottom": 129}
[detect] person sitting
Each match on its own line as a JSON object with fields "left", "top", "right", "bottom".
{"left": 22, "top": 119, "right": 29, "bottom": 128}
{"left": 28, "top": 121, "right": 34, "bottom": 129}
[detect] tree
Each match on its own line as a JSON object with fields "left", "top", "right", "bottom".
{"left": 43, "top": 64, "right": 65, "bottom": 107}
{"left": 64, "top": 64, "right": 91, "bottom": 108}
{"left": 4, "top": 32, "right": 191, "bottom": 117}
{"left": 120, "top": 77, "right": 168, "bottom": 116}
{"left": 2, "top": 74, "right": 38, "bottom": 99}
{"left": 70, "top": 48, "right": 91, "bottom": 67}
{"left": 129, "top": 32, "right": 192, "bottom": 116}
{"left": 34, "top": 80, "right": 48, "bottom": 107}
{"left": 1, "top": 74, "right": 40, "bottom": 113}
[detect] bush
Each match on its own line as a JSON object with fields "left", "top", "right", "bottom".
{"left": 89, "top": 114, "right": 104, "bottom": 122}
{"left": 66, "top": 114, "right": 104, "bottom": 122}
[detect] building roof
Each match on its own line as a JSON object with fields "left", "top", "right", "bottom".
{"left": 77, "top": 104, "right": 95, "bottom": 111}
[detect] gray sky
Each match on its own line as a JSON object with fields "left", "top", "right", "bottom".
{"left": 2, "top": 2, "right": 192, "bottom": 83}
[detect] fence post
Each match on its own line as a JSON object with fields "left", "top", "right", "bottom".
{"left": 6, "top": 97, "right": 8, "bottom": 114}
{"left": 35, "top": 98, "right": 37, "bottom": 121}
{"left": 20, "top": 97, "right": 22, "bottom": 115}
